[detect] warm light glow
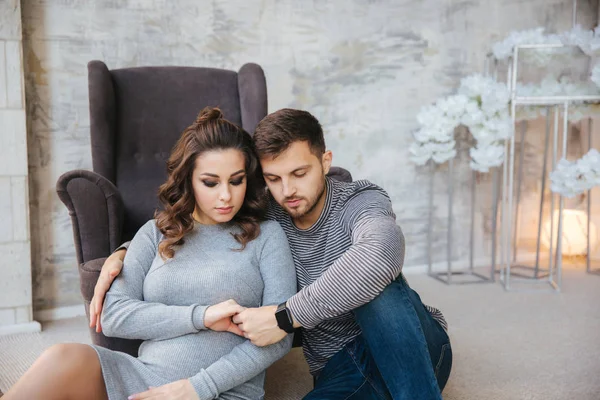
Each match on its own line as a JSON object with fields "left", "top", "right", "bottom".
{"left": 541, "top": 209, "right": 598, "bottom": 256}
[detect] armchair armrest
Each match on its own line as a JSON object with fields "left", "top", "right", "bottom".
{"left": 56, "top": 170, "right": 124, "bottom": 265}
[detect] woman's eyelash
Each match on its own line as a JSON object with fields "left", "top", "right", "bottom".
{"left": 202, "top": 178, "right": 245, "bottom": 187}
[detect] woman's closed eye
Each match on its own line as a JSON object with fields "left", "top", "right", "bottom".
{"left": 230, "top": 177, "right": 245, "bottom": 186}
{"left": 202, "top": 180, "right": 218, "bottom": 188}
{"left": 202, "top": 178, "right": 245, "bottom": 188}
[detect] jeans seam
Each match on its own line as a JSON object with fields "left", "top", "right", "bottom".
{"left": 435, "top": 343, "right": 451, "bottom": 377}
{"left": 342, "top": 378, "right": 368, "bottom": 400}
{"left": 399, "top": 284, "right": 443, "bottom": 397}
{"left": 345, "top": 346, "right": 389, "bottom": 400}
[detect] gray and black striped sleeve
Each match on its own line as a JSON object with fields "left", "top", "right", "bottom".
{"left": 287, "top": 190, "right": 405, "bottom": 330}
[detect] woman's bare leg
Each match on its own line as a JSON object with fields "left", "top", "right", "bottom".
{"left": 3, "top": 343, "right": 108, "bottom": 400}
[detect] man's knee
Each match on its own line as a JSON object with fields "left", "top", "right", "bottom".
{"left": 353, "top": 276, "right": 410, "bottom": 318}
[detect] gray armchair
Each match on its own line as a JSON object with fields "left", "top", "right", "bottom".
{"left": 56, "top": 60, "right": 351, "bottom": 357}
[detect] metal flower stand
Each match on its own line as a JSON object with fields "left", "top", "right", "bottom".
{"left": 583, "top": 118, "right": 600, "bottom": 275}
{"left": 426, "top": 133, "right": 497, "bottom": 285}
{"left": 495, "top": 43, "right": 600, "bottom": 291}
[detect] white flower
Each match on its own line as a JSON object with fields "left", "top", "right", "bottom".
{"left": 411, "top": 73, "right": 513, "bottom": 171}
{"left": 432, "top": 147, "right": 457, "bottom": 164}
{"left": 469, "top": 144, "right": 505, "bottom": 172}
{"left": 460, "top": 104, "right": 486, "bottom": 126}
{"left": 409, "top": 141, "right": 434, "bottom": 165}
{"left": 550, "top": 150, "right": 600, "bottom": 197}
{"left": 560, "top": 25, "right": 595, "bottom": 55}
{"left": 492, "top": 27, "right": 548, "bottom": 60}
{"left": 437, "top": 94, "right": 470, "bottom": 120}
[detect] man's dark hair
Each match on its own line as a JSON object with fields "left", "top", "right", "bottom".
{"left": 253, "top": 108, "right": 326, "bottom": 158}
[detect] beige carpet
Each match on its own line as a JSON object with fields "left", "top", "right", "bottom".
{"left": 1, "top": 266, "right": 599, "bottom": 399}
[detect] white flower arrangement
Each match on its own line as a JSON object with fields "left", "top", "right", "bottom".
{"left": 516, "top": 75, "right": 600, "bottom": 121}
{"left": 409, "top": 75, "right": 513, "bottom": 172}
{"left": 550, "top": 149, "right": 600, "bottom": 198}
{"left": 492, "top": 25, "right": 600, "bottom": 61}
{"left": 410, "top": 25, "right": 600, "bottom": 173}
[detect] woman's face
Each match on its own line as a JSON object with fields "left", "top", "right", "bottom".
{"left": 191, "top": 149, "right": 247, "bottom": 225}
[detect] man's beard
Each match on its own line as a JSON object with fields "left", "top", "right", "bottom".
{"left": 284, "top": 177, "right": 326, "bottom": 219}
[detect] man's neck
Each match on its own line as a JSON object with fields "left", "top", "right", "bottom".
{"left": 293, "top": 185, "right": 328, "bottom": 230}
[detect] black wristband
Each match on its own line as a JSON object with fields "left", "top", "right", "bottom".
{"left": 275, "top": 302, "right": 295, "bottom": 334}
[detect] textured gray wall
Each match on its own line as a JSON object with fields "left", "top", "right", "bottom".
{"left": 21, "top": 0, "right": 598, "bottom": 309}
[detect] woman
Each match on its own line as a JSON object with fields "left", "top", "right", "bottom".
{"left": 4, "top": 108, "right": 297, "bottom": 400}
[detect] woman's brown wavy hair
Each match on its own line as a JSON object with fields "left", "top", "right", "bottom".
{"left": 155, "top": 107, "right": 267, "bottom": 259}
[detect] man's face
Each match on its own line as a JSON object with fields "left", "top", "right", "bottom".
{"left": 260, "top": 141, "right": 332, "bottom": 221}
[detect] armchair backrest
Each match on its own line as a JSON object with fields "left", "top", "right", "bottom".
{"left": 87, "top": 61, "right": 267, "bottom": 240}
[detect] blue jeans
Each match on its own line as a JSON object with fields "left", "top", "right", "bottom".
{"left": 304, "top": 275, "right": 452, "bottom": 400}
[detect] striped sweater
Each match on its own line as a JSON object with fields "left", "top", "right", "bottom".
{"left": 266, "top": 177, "right": 447, "bottom": 375}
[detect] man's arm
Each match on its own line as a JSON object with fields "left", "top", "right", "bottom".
{"left": 287, "top": 190, "right": 404, "bottom": 330}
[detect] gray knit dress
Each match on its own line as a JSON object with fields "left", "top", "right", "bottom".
{"left": 91, "top": 220, "right": 297, "bottom": 400}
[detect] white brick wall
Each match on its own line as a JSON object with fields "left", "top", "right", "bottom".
{"left": 0, "top": 0, "right": 39, "bottom": 333}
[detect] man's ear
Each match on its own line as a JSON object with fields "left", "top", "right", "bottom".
{"left": 322, "top": 150, "right": 333, "bottom": 175}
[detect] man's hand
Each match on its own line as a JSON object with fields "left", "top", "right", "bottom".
{"left": 232, "top": 306, "right": 287, "bottom": 347}
{"left": 89, "top": 249, "right": 126, "bottom": 332}
{"left": 204, "top": 299, "right": 246, "bottom": 337}
{"left": 128, "top": 379, "right": 199, "bottom": 400}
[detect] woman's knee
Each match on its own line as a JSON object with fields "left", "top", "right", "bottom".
{"left": 40, "top": 343, "right": 97, "bottom": 371}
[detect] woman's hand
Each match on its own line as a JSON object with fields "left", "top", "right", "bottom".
{"left": 204, "top": 299, "right": 246, "bottom": 336}
{"left": 128, "top": 379, "right": 199, "bottom": 400}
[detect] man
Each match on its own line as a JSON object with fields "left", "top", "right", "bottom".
{"left": 91, "top": 109, "right": 452, "bottom": 399}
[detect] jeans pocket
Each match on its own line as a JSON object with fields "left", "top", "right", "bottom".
{"left": 434, "top": 342, "right": 452, "bottom": 391}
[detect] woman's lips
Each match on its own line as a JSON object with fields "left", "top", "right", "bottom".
{"left": 216, "top": 207, "right": 233, "bottom": 214}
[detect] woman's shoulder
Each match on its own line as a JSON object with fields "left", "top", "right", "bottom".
{"left": 258, "top": 220, "right": 285, "bottom": 237}
{"left": 255, "top": 220, "right": 289, "bottom": 247}
{"left": 136, "top": 219, "right": 164, "bottom": 243}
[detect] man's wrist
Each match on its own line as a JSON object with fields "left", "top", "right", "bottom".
{"left": 285, "top": 301, "right": 301, "bottom": 329}
{"left": 285, "top": 301, "right": 302, "bottom": 328}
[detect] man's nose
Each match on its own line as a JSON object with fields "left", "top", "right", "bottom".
{"left": 282, "top": 180, "right": 296, "bottom": 198}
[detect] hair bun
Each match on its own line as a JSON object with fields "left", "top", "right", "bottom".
{"left": 195, "top": 107, "right": 223, "bottom": 125}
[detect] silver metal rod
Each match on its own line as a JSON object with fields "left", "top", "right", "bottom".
{"left": 447, "top": 159, "right": 454, "bottom": 284}
{"left": 572, "top": 0, "right": 577, "bottom": 28}
{"left": 513, "top": 121, "right": 527, "bottom": 263}
{"left": 514, "top": 43, "right": 569, "bottom": 50}
{"left": 428, "top": 160, "right": 434, "bottom": 275}
{"left": 470, "top": 171, "right": 476, "bottom": 272}
{"left": 556, "top": 102, "right": 570, "bottom": 291}
{"left": 587, "top": 118, "right": 593, "bottom": 273}
{"left": 513, "top": 95, "right": 600, "bottom": 104}
{"left": 491, "top": 167, "right": 499, "bottom": 281}
{"left": 510, "top": 47, "right": 519, "bottom": 99}
{"left": 535, "top": 107, "right": 552, "bottom": 277}
{"left": 506, "top": 83, "right": 518, "bottom": 289}
{"left": 548, "top": 106, "right": 559, "bottom": 280}
{"left": 505, "top": 46, "right": 519, "bottom": 290}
